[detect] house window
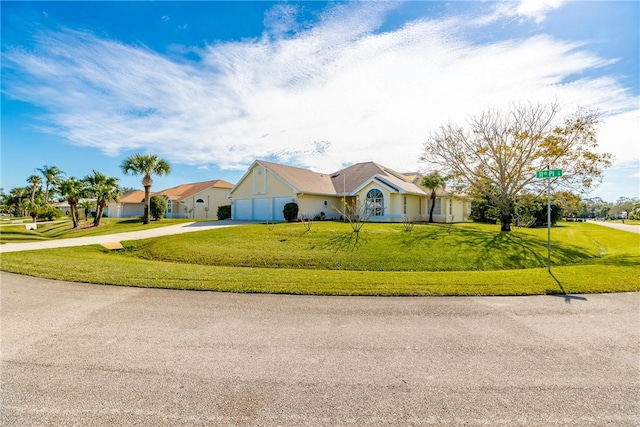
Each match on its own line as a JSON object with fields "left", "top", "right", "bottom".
{"left": 403, "top": 196, "right": 407, "bottom": 215}
{"left": 366, "top": 189, "right": 384, "bottom": 217}
{"left": 419, "top": 200, "right": 422, "bottom": 215}
{"left": 449, "top": 199, "right": 453, "bottom": 215}
{"left": 196, "top": 198, "right": 205, "bottom": 204}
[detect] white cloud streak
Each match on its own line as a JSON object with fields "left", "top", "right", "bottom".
{"left": 2, "top": 2, "right": 637, "bottom": 175}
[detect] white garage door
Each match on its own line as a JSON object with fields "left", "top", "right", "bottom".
{"left": 233, "top": 199, "right": 251, "bottom": 220}
{"left": 273, "top": 197, "right": 292, "bottom": 222}
{"left": 253, "top": 198, "right": 271, "bottom": 221}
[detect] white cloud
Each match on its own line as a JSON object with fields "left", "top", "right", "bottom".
{"left": 2, "top": 2, "right": 637, "bottom": 177}
{"left": 596, "top": 109, "right": 640, "bottom": 167}
{"left": 475, "top": 0, "right": 567, "bottom": 25}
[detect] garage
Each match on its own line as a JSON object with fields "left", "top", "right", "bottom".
{"left": 273, "top": 197, "right": 292, "bottom": 222}
{"left": 252, "top": 198, "right": 271, "bottom": 221}
{"left": 233, "top": 199, "right": 252, "bottom": 220}
{"left": 233, "top": 198, "right": 275, "bottom": 221}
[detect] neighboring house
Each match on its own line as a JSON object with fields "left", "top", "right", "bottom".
{"left": 54, "top": 198, "right": 98, "bottom": 216}
{"left": 228, "top": 160, "right": 470, "bottom": 223}
{"left": 160, "top": 180, "right": 234, "bottom": 219}
{"left": 108, "top": 180, "right": 233, "bottom": 219}
{"left": 108, "top": 190, "right": 146, "bottom": 218}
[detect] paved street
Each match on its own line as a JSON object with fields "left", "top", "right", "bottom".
{"left": 589, "top": 220, "right": 640, "bottom": 234}
{"left": 1, "top": 272, "right": 638, "bottom": 426}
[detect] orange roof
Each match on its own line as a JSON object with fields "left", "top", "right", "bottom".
{"left": 118, "top": 190, "right": 146, "bottom": 203}
{"left": 159, "top": 180, "right": 234, "bottom": 201}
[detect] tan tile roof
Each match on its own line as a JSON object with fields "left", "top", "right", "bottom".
{"left": 118, "top": 190, "right": 146, "bottom": 203}
{"left": 255, "top": 160, "right": 469, "bottom": 199}
{"left": 159, "top": 180, "right": 234, "bottom": 201}
{"left": 259, "top": 160, "right": 337, "bottom": 195}
{"left": 331, "top": 162, "right": 428, "bottom": 195}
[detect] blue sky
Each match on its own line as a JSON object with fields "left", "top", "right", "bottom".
{"left": 2, "top": 1, "right": 638, "bottom": 202}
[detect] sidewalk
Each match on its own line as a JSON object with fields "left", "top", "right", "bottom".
{"left": 0, "top": 221, "right": 241, "bottom": 253}
{"left": 588, "top": 220, "right": 640, "bottom": 234}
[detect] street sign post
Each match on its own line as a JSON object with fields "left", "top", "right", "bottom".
{"left": 536, "top": 168, "right": 562, "bottom": 272}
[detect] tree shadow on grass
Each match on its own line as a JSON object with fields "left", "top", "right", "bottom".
{"left": 320, "top": 232, "right": 368, "bottom": 253}
{"left": 400, "top": 224, "right": 595, "bottom": 270}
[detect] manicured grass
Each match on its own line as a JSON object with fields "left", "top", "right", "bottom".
{"left": 0, "top": 218, "right": 193, "bottom": 243}
{"left": 1, "top": 221, "right": 637, "bottom": 295}
{"left": 126, "top": 221, "right": 624, "bottom": 271}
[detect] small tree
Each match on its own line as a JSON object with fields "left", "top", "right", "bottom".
{"left": 150, "top": 195, "right": 167, "bottom": 221}
{"left": 283, "top": 202, "right": 299, "bottom": 222}
{"left": 79, "top": 199, "right": 95, "bottom": 221}
{"left": 217, "top": 204, "right": 231, "bottom": 220}
{"left": 60, "top": 177, "right": 86, "bottom": 228}
{"left": 84, "top": 171, "right": 121, "bottom": 227}
{"left": 121, "top": 154, "right": 171, "bottom": 225}
{"left": 334, "top": 197, "right": 376, "bottom": 234}
{"left": 421, "top": 172, "right": 447, "bottom": 223}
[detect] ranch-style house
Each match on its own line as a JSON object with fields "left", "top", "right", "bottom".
{"left": 228, "top": 160, "right": 470, "bottom": 223}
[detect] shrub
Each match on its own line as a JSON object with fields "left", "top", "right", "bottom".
{"left": 283, "top": 202, "right": 299, "bottom": 222}
{"left": 150, "top": 195, "right": 167, "bottom": 220}
{"left": 217, "top": 204, "right": 231, "bottom": 220}
{"left": 39, "top": 206, "right": 64, "bottom": 222}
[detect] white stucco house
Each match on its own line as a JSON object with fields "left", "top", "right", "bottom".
{"left": 228, "top": 160, "right": 470, "bottom": 223}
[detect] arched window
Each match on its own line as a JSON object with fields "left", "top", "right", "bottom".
{"left": 366, "top": 189, "right": 384, "bottom": 217}
{"left": 196, "top": 198, "right": 205, "bottom": 204}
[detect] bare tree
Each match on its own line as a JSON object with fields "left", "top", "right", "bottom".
{"left": 422, "top": 102, "right": 612, "bottom": 232}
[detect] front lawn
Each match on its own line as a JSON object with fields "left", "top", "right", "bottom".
{"left": 1, "top": 221, "right": 637, "bottom": 295}
{"left": 0, "top": 218, "right": 194, "bottom": 243}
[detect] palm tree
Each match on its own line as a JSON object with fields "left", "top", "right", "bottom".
{"left": 26, "top": 175, "right": 43, "bottom": 203}
{"left": 36, "top": 165, "right": 64, "bottom": 204}
{"left": 120, "top": 154, "right": 171, "bottom": 224}
{"left": 79, "top": 199, "right": 96, "bottom": 221}
{"left": 8, "top": 187, "right": 30, "bottom": 217}
{"left": 59, "top": 177, "right": 87, "bottom": 228}
{"left": 84, "top": 171, "right": 122, "bottom": 227}
{"left": 421, "top": 172, "right": 448, "bottom": 223}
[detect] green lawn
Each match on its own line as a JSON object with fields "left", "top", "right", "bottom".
{"left": 1, "top": 221, "right": 637, "bottom": 295}
{"left": 0, "top": 218, "right": 193, "bottom": 243}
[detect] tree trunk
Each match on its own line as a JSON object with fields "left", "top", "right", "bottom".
{"left": 70, "top": 203, "right": 80, "bottom": 228}
{"left": 93, "top": 203, "right": 104, "bottom": 227}
{"left": 500, "top": 212, "right": 512, "bottom": 232}
{"left": 429, "top": 192, "right": 436, "bottom": 223}
{"left": 143, "top": 185, "right": 151, "bottom": 224}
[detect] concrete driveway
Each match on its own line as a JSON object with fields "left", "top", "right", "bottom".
{"left": 1, "top": 272, "right": 638, "bottom": 426}
{"left": 0, "top": 220, "right": 242, "bottom": 253}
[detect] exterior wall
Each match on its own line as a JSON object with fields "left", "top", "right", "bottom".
{"left": 231, "top": 164, "right": 293, "bottom": 199}
{"left": 297, "top": 195, "right": 342, "bottom": 220}
{"left": 427, "top": 197, "right": 469, "bottom": 223}
{"left": 108, "top": 202, "right": 145, "bottom": 218}
{"left": 354, "top": 182, "right": 401, "bottom": 222}
{"left": 402, "top": 194, "right": 426, "bottom": 221}
{"left": 230, "top": 163, "right": 300, "bottom": 221}
{"left": 177, "top": 187, "right": 231, "bottom": 219}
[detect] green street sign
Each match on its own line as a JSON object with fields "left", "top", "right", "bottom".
{"left": 536, "top": 169, "right": 563, "bottom": 178}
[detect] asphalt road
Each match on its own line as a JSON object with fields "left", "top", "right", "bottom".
{"left": 1, "top": 272, "right": 638, "bottom": 426}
